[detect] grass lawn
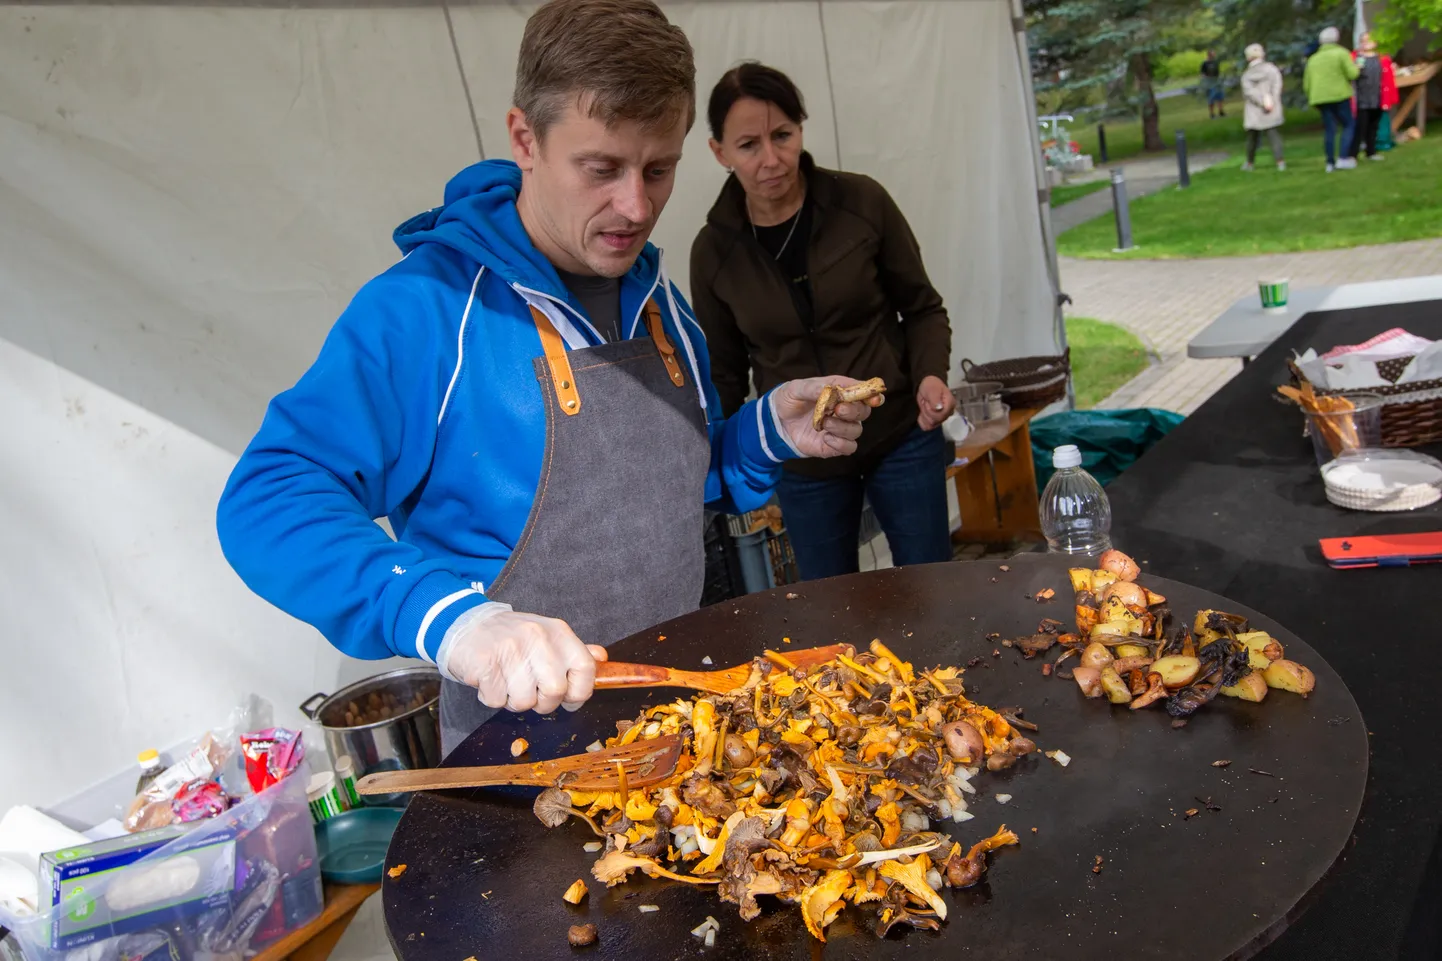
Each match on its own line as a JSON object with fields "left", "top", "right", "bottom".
{"left": 1050, "top": 180, "right": 1110, "bottom": 207}
{"left": 1058, "top": 132, "right": 1442, "bottom": 259}
{"left": 1070, "top": 92, "right": 1319, "bottom": 165}
{"left": 1067, "top": 316, "right": 1150, "bottom": 408}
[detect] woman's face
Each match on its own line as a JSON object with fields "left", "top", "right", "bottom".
{"left": 709, "top": 97, "right": 804, "bottom": 204}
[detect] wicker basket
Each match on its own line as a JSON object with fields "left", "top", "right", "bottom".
{"left": 961, "top": 349, "right": 1071, "bottom": 409}
{"left": 1287, "top": 358, "right": 1442, "bottom": 448}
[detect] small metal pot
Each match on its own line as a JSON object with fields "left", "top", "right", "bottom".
{"left": 300, "top": 667, "right": 443, "bottom": 807}
{"left": 952, "top": 381, "right": 1007, "bottom": 423}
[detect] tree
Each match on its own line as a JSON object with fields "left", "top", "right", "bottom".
{"left": 1027, "top": 0, "right": 1203, "bottom": 151}
{"left": 1372, "top": 0, "right": 1442, "bottom": 52}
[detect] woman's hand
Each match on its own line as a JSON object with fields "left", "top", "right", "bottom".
{"left": 915, "top": 376, "right": 956, "bottom": 431}
{"left": 1263, "top": 96, "right": 1275, "bottom": 112}
{"left": 771, "top": 376, "right": 882, "bottom": 458}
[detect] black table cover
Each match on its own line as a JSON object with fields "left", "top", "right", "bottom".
{"left": 1105, "top": 299, "right": 1442, "bottom": 961}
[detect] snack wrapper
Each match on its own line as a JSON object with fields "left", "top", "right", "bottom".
{"left": 172, "top": 780, "right": 230, "bottom": 823}
{"left": 239, "top": 729, "right": 306, "bottom": 794}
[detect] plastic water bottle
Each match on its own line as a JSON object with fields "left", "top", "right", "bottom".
{"left": 1040, "top": 445, "right": 1113, "bottom": 556}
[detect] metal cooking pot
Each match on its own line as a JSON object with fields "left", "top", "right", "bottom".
{"left": 951, "top": 381, "right": 1007, "bottom": 423}
{"left": 300, "top": 666, "right": 442, "bottom": 807}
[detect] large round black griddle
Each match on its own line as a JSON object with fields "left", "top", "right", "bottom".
{"left": 382, "top": 555, "right": 1367, "bottom": 961}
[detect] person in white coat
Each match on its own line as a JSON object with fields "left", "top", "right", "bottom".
{"left": 1240, "top": 44, "right": 1286, "bottom": 171}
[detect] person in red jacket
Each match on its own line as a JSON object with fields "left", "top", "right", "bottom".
{"left": 1351, "top": 33, "right": 1399, "bottom": 158}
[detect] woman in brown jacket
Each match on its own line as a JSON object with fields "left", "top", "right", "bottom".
{"left": 690, "top": 62, "right": 956, "bottom": 580}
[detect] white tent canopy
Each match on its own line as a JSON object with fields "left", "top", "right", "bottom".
{"left": 0, "top": 0, "right": 1060, "bottom": 810}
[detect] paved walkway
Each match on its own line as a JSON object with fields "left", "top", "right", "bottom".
{"left": 1060, "top": 238, "right": 1442, "bottom": 413}
{"left": 1051, "top": 151, "right": 1228, "bottom": 234}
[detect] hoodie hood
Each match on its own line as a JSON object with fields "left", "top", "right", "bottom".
{"left": 391, "top": 159, "right": 661, "bottom": 301}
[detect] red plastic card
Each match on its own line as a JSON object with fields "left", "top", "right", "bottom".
{"left": 1319, "top": 532, "right": 1442, "bottom": 568}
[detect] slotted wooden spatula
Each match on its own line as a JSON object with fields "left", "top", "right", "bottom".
{"left": 595, "top": 643, "right": 853, "bottom": 695}
{"left": 355, "top": 735, "right": 683, "bottom": 796}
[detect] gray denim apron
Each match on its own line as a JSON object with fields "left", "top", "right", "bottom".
{"left": 439, "top": 300, "right": 712, "bottom": 754}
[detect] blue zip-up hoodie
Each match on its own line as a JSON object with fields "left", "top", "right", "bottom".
{"left": 217, "top": 160, "right": 798, "bottom": 665}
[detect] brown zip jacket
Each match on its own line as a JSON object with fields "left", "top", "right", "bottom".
{"left": 689, "top": 153, "right": 952, "bottom": 478}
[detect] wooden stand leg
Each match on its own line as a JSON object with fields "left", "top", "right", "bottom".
{"left": 949, "top": 417, "right": 1045, "bottom": 545}
{"left": 991, "top": 421, "right": 1043, "bottom": 539}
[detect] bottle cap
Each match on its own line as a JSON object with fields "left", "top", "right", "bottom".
{"left": 137, "top": 749, "right": 160, "bottom": 767}
{"left": 307, "top": 772, "right": 337, "bottom": 800}
{"left": 1052, "top": 445, "right": 1083, "bottom": 469}
{"left": 335, "top": 756, "right": 355, "bottom": 778}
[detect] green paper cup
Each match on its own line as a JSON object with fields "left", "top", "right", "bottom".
{"left": 1259, "top": 278, "right": 1290, "bottom": 314}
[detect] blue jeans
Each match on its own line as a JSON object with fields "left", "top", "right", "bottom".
{"left": 776, "top": 426, "right": 953, "bottom": 581}
{"left": 1318, "top": 101, "right": 1355, "bottom": 163}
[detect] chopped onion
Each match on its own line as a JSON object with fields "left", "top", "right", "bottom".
{"left": 690, "top": 921, "right": 712, "bottom": 938}
{"left": 643, "top": 721, "right": 662, "bottom": 737}
{"left": 901, "top": 810, "right": 930, "bottom": 833}
{"left": 702, "top": 656, "right": 714, "bottom": 666}
{"left": 1046, "top": 749, "right": 1072, "bottom": 767}
{"left": 936, "top": 800, "right": 952, "bottom": 820}
{"left": 704, "top": 929, "right": 716, "bottom": 948}
{"left": 677, "top": 838, "right": 699, "bottom": 856}
{"left": 583, "top": 841, "right": 603, "bottom": 853}
{"left": 995, "top": 793, "right": 1013, "bottom": 805}
{"left": 926, "top": 868, "right": 944, "bottom": 891}
{"left": 958, "top": 779, "right": 977, "bottom": 795}
{"left": 638, "top": 904, "right": 660, "bottom": 914}
{"left": 954, "top": 810, "right": 975, "bottom": 823}
{"left": 586, "top": 740, "right": 603, "bottom": 753}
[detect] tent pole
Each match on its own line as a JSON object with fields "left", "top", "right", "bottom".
{"left": 1008, "top": 0, "right": 1073, "bottom": 409}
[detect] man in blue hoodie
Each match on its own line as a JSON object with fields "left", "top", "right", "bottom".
{"left": 217, "top": 0, "right": 881, "bottom": 752}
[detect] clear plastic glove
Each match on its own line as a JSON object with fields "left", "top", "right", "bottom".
{"left": 771, "top": 376, "right": 882, "bottom": 457}
{"left": 437, "top": 603, "right": 608, "bottom": 714}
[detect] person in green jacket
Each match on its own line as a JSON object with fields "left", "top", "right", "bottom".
{"left": 1304, "top": 26, "right": 1361, "bottom": 171}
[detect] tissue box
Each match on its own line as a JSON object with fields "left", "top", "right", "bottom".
{"left": 40, "top": 823, "right": 238, "bottom": 949}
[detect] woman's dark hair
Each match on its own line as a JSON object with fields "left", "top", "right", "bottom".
{"left": 706, "top": 61, "right": 808, "bottom": 141}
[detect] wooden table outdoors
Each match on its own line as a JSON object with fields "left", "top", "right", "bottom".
{"left": 947, "top": 407, "right": 1043, "bottom": 544}
{"left": 252, "top": 882, "right": 380, "bottom": 961}
{"left": 1393, "top": 60, "right": 1439, "bottom": 136}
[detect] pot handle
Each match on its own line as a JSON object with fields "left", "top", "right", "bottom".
{"left": 299, "top": 693, "right": 328, "bottom": 720}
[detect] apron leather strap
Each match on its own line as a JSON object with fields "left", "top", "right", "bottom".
{"left": 528, "top": 299, "right": 684, "bottom": 416}
{"left": 529, "top": 305, "right": 582, "bottom": 416}
{"left": 643, "top": 300, "right": 687, "bottom": 389}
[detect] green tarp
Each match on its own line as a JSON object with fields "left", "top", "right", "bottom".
{"left": 1031, "top": 408, "right": 1185, "bottom": 491}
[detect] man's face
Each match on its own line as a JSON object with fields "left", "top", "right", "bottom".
{"left": 509, "top": 101, "right": 687, "bottom": 278}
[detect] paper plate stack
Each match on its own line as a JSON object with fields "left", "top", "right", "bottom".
{"left": 1321, "top": 450, "right": 1442, "bottom": 511}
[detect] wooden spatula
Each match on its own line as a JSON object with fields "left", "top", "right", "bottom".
{"left": 355, "top": 734, "right": 683, "bottom": 796}
{"left": 594, "top": 643, "right": 853, "bottom": 695}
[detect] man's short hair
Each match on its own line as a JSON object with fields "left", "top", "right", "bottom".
{"left": 514, "top": 0, "right": 696, "bottom": 139}
{"left": 1319, "top": 26, "right": 1340, "bottom": 44}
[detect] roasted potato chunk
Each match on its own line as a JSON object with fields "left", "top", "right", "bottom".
{"left": 1263, "top": 660, "right": 1316, "bottom": 697}
{"left": 1079, "top": 642, "right": 1114, "bottom": 673}
{"left": 1236, "top": 631, "right": 1284, "bottom": 670}
{"left": 1097, "top": 549, "right": 1141, "bottom": 581}
{"left": 1152, "top": 655, "right": 1201, "bottom": 690}
{"left": 1099, "top": 668, "right": 1133, "bottom": 704}
{"left": 1072, "top": 667, "right": 1104, "bottom": 698}
{"left": 1220, "top": 673, "right": 1269, "bottom": 702}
